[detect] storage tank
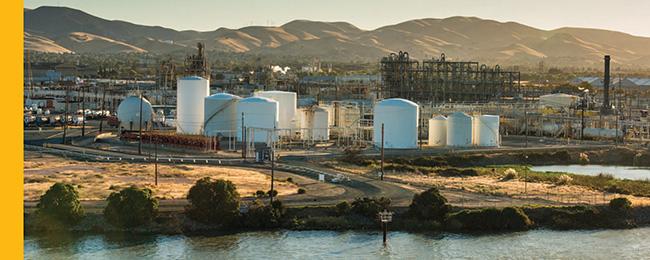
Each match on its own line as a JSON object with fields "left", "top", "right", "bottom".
{"left": 236, "top": 96, "right": 279, "bottom": 143}
{"left": 254, "top": 91, "right": 297, "bottom": 131}
{"left": 204, "top": 93, "right": 241, "bottom": 137}
{"left": 447, "top": 112, "right": 473, "bottom": 147}
{"left": 312, "top": 107, "right": 330, "bottom": 141}
{"left": 373, "top": 98, "right": 419, "bottom": 149}
{"left": 177, "top": 76, "right": 209, "bottom": 135}
{"left": 476, "top": 115, "right": 500, "bottom": 147}
{"left": 428, "top": 115, "right": 447, "bottom": 146}
{"left": 117, "top": 96, "right": 153, "bottom": 131}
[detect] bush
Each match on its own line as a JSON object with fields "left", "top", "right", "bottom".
{"left": 501, "top": 168, "right": 518, "bottom": 181}
{"left": 297, "top": 188, "right": 306, "bottom": 194}
{"left": 408, "top": 188, "right": 451, "bottom": 221}
{"left": 267, "top": 189, "right": 278, "bottom": 198}
{"left": 335, "top": 201, "right": 351, "bottom": 216}
{"left": 438, "top": 168, "right": 479, "bottom": 177}
{"left": 578, "top": 153, "right": 590, "bottom": 165}
{"left": 186, "top": 177, "right": 240, "bottom": 225}
{"left": 104, "top": 186, "right": 158, "bottom": 228}
{"left": 243, "top": 199, "right": 286, "bottom": 229}
{"left": 286, "top": 177, "right": 294, "bottom": 183}
{"left": 35, "top": 183, "right": 84, "bottom": 227}
{"left": 351, "top": 197, "right": 391, "bottom": 219}
{"left": 609, "top": 197, "right": 632, "bottom": 211}
{"left": 556, "top": 174, "right": 573, "bottom": 185}
{"left": 446, "top": 207, "right": 533, "bottom": 231}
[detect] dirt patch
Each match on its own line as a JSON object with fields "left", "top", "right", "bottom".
{"left": 24, "top": 151, "right": 298, "bottom": 201}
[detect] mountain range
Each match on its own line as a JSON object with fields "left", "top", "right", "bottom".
{"left": 24, "top": 6, "right": 650, "bottom": 67}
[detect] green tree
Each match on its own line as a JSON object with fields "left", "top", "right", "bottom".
{"left": 186, "top": 177, "right": 240, "bottom": 225}
{"left": 104, "top": 186, "right": 158, "bottom": 228}
{"left": 408, "top": 187, "right": 451, "bottom": 221}
{"left": 35, "top": 183, "right": 85, "bottom": 227}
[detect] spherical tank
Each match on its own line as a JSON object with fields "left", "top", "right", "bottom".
{"left": 447, "top": 112, "right": 473, "bottom": 147}
{"left": 254, "top": 91, "right": 297, "bottom": 131}
{"left": 428, "top": 115, "right": 447, "bottom": 146}
{"left": 373, "top": 98, "right": 419, "bottom": 149}
{"left": 236, "top": 96, "right": 279, "bottom": 144}
{"left": 204, "top": 93, "right": 241, "bottom": 137}
{"left": 117, "top": 96, "right": 153, "bottom": 131}
{"left": 476, "top": 115, "right": 500, "bottom": 147}
{"left": 176, "top": 76, "right": 209, "bottom": 135}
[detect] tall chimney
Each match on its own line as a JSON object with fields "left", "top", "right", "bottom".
{"left": 602, "top": 55, "right": 611, "bottom": 113}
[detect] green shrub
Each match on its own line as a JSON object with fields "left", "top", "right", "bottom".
{"left": 35, "top": 183, "right": 85, "bottom": 227}
{"left": 243, "top": 199, "right": 286, "bottom": 229}
{"left": 286, "top": 177, "right": 294, "bottom": 183}
{"left": 351, "top": 197, "right": 391, "bottom": 219}
{"left": 609, "top": 197, "right": 632, "bottom": 211}
{"left": 186, "top": 177, "right": 240, "bottom": 225}
{"left": 438, "top": 168, "right": 479, "bottom": 177}
{"left": 412, "top": 157, "right": 448, "bottom": 167}
{"left": 103, "top": 186, "right": 158, "bottom": 228}
{"left": 297, "top": 188, "right": 306, "bottom": 194}
{"left": 408, "top": 188, "right": 451, "bottom": 221}
{"left": 335, "top": 201, "right": 351, "bottom": 216}
{"left": 267, "top": 189, "right": 278, "bottom": 198}
{"left": 446, "top": 207, "right": 533, "bottom": 231}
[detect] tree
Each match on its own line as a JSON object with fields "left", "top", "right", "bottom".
{"left": 408, "top": 187, "right": 451, "bottom": 221}
{"left": 104, "top": 186, "right": 158, "bottom": 228}
{"left": 35, "top": 183, "right": 85, "bottom": 227}
{"left": 186, "top": 177, "right": 240, "bottom": 225}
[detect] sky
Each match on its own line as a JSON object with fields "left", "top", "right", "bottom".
{"left": 24, "top": 0, "right": 650, "bottom": 37}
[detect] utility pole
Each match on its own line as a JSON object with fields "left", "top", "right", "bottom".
{"left": 62, "top": 83, "right": 70, "bottom": 144}
{"left": 270, "top": 127, "right": 276, "bottom": 204}
{"left": 99, "top": 81, "right": 107, "bottom": 133}
{"left": 241, "top": 112, "right": 246, "bottom": 159}
{"left": 524, "top": 95, "right": 528, "bottom": 148}
{"left": 380, "top": 123, "right": 385, "bottom": 181}
{"left": 138, "top": 90, "right": 143, "bottom": 155}
{"left": 581, "top": 93, "right": 586, "bottom": 141}
{"left": 154, "top": 136, "right": 158, "bottom": 186}
{"left": 81, "top": 85, "right": 86, "bottom": 137}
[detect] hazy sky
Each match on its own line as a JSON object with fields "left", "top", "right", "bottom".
{"left": 24, "top": 0, "right": 650, "bottom": 37}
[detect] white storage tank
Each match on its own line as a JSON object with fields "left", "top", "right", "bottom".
{"left": 300, "top": 106, "right": 330, "bottom": 141}
{"left": 117, "top": 96, "right": 153, "bottom": 131}
{"left": 476, "top": 115, "right": 500, "bottom": 147}
{"left": 428, "top": 115, "right": 447, "bottom": 146}
{"left": 204, "top": 93, "right": 241, "bottom": 137}
{"left": 447, "top": 112, "right": 473, "bottom": 147}
{"left": 177, "top": 76, "right": 210, "bottom": 135}
{"left": 254, "top": 91, "right": 297, "bottom": 131}
{"left": 373, "top": 98, "right": 419, "bottom": 149}
{"left": 236, "top": 96, "right": 279, "bottom": 143}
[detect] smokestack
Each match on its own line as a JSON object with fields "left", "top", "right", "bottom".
{"left": 602, "top": 55, "right": 611, "bottom": 114}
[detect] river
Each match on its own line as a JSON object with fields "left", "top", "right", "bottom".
{"left": 530, "top": 165, "right": 650, "bottom": 180}
{"left": 25, "top": 228, "right": 650, "bottom": 259}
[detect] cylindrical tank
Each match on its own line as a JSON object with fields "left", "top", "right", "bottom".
{"left": 447, "top": 112, "right": 473, "bottom": 147}
{"left": 237, "top": 96, "right": 279, "bottom": 143}
{"left": 254, "top": 91, "right": 297, "bottom": 131}
{"left": 312, "top": 107, "right": 330, "bottom": 141}
{"left": 177, "top": 76, "right": 209, "bottom": 135}
{"left": 476, "top": 115, "right": 500, "bottom": 147}
{"left": 204, "top": 93, "right": 241, "bottom": 137}
{"left": 373, "top": 98, "right": 419, "bottom": 149}
{"left": 117, "top": 96, "right": 153, "bottom": 131}
{"left": 428, "top": 115, "right": 447, "bottom": 146}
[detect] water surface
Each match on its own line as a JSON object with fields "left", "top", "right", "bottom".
{"left": 531, "top": 164, "right": 650, "bottom": 180}
{"left": 25, "top": 228, "right": 650, "bottom": 259}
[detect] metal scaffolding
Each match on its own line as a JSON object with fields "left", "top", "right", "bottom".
{"left": 380, "top": 51, "right": 521, "bottom": 102}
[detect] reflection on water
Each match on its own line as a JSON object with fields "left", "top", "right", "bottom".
{"left": 531, "top": 165, "right": 650, "bottom": 180}
{"left": 25, "top": 228, "right": 650, "bottom": 259}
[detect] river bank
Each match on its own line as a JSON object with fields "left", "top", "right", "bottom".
{"left": 24, "top": 203, "right": 650, "bottom": 236}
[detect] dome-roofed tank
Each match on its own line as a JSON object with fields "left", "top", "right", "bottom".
{"left": 254, "top": 91, "right": 297, "bottom": 133}
{"left": 177, "top": 76, "right": 209, "bottom": 135}
{"left": 475, "top": 115, "right": 500, "bottom": 147}
{"left": 204, "top": 93, "right": 241, "bottom": 137}
{"left": 428, "top": 115, "right": 447, "bottom": 146}
{"left": 447, "top": 112, "right": 473, "bottom": 147}
{"left": 236, "top": 96, "right": 279, "bottom": 144}
{"left": 117, "top": 96, "right": 153, "bottom": 131}
{"left": 373, "top": 98, "right": 419, "bottom": 149}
